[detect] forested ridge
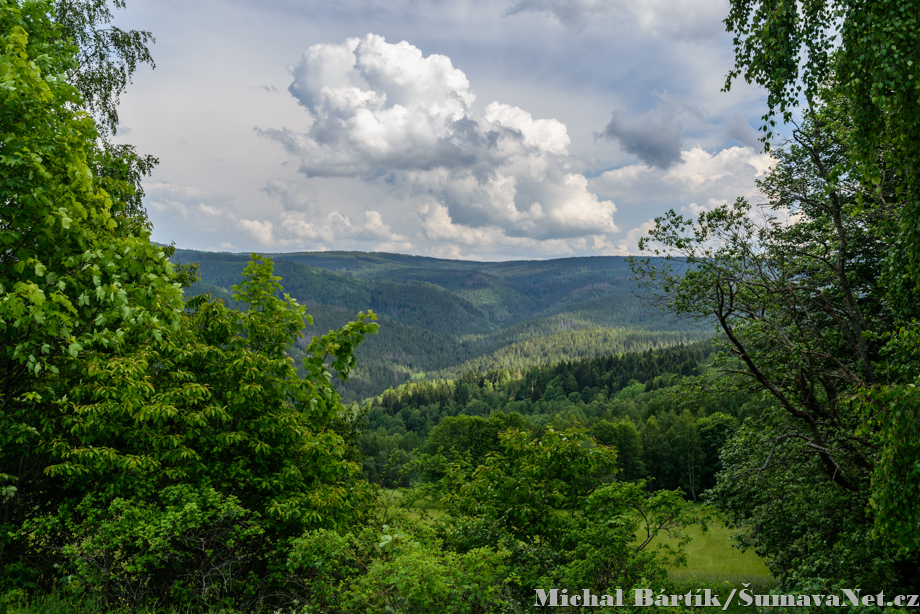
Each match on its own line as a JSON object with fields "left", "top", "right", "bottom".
{"left": 3, "top": 0, "right": 920, "bottom": 612}
{"left": 178, "top": 248, "right": 706, "bottom": 400}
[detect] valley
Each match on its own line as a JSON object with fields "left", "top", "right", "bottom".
{"left": 174, "top": 249, "right": 709, "bottom": 400}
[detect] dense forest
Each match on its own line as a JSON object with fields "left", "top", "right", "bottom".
{"left": 178, "top": 249, "right": 708, "bottom": 400}
{"left": 357, "top": 342, "right": 764, "bottom": 503}
{"left": 3, "top": 0, "right": 920, "bottom": 613}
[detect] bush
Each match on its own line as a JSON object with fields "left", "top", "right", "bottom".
{"left": 21, "top": 485, "right": 265, "bottom": 612}
{"left": 344, "top": 541, "right": 508, "bottom": 614}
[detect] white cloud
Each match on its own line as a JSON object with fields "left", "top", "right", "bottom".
{"left": 618, "top": 219, "right": 660, "bottom": 254}
{"left": 331, "top": 210, "right": 408, "bottom": 242}
{"left": 145, "top": 178, "right": 411, "bottom": 252}
{"left": 203, "top": 242, "right": 235, "bottom": 252}
{"left": 506, "top": 0, "right": 729, "bottom": 39}
{"left": 415, "top": 202, "right": 605, "bottom": 259}
{"left": 112, "top": 0, "right": 777, "bottom": 260}
{"left": 239, "top": 219, "right": 275, "bottom": 246}
{"left": 256, "top": 208, "right": 411, "bottom": 251}
{"left": 591, "top": 146, "right": 774, "bottom": 212}
{"left": 484, "top": 102, "right": 570, "bottom": 155}
{"left": 258, "top": 34, "right": 617, "bottom": 242}
{"left": 144, "top": 142, "right": 770, "bottom": 258}
{"left": 144, "top": 182, "right": 236, "bottom": 224}
{"left": 198, "top": 203, "right": 222, "bottom": 217}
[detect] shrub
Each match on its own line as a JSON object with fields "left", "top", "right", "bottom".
{"left": 21, "top": 485, "right": 265, "bottom": 611}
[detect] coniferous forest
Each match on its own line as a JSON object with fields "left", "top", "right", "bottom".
{"left": 177, "top": 248, "right": 709, "bottom": 401}
{"left": 3, "top": 0, "right": 920, "bottom": 613}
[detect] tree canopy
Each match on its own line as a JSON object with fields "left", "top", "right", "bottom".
{"left": 724, "top": 0, "right": 920, "bottom": 303}
{"left": 631, "top": 74, "right": 920, "bottom": 587}
{"left": 1, "top": 2, "right": 379, "bottom": 606}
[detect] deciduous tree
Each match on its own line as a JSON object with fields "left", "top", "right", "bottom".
{"left": 1, "top": 0, "right": 185, "bottom": 554}
{"left": 630, "top": 88, "right": 919, "bottom": 587}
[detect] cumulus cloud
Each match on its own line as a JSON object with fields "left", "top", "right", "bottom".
{"left": 506, "top": 0, "right": 729, "bottom": 39}
{"left": 144, "top": 182, "right": 231, "bottom": 221}
{"left": 587, "top": 148, "right": 773, "bottom": 255}
{"left": 258, "top": 34, "right": 617, "bottom": 241}
{"left": 144, "top": 179, "right": 410, "bottom": 253}
{"left": 331, "top": 210, "right": 406, "bottom": 242}
{"left": 590, "top": 146, "right": 775, "bottom": 214}
{"left": 239, "top": 219, "right": 276, "bottom": 246}
{"left": 416, "top": 202, "right": 587, "bottom": 259}
{"left": 234, "top": 208, "right": 410, "bottom": 250}
{"left": 589, "top": 219, "right": 660, "bottom": 256}
{"left": 597, "top": 107, "right": 684, "bottom": 169}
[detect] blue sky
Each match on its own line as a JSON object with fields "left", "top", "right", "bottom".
{"left": 112, "top": 0, "right": 774, "bottom": 260}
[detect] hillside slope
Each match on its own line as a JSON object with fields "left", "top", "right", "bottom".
{"left": 173, "top": 249, "right": 706, "bottom": 400}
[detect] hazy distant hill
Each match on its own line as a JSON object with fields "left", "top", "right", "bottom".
{"left": 172, "top": 249, "right": 708, "bottom": 400}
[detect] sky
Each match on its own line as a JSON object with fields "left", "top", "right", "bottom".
{"left": 111, "top": 0, "right": 776, "bottom": 261}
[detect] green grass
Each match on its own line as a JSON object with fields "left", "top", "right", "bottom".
{"left": 381, "top": 488, "right": 446, "bottom": 522}
{"left": 0, "top": 592, "right": 166, "bottom": 614}
{"left": 652, "top": 522, "right": 775, "bottom": 589}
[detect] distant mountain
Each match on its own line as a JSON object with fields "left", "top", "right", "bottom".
{"left": 172, "top": 249, "right": 708, "bottom": 400}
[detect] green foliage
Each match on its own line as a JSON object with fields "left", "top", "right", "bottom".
{"left": 1, "top": 0, "right": 185, "bottom": 570}
{"left": 589, "top": 419, "right": 645, "bottom": 481}
{"left": 175, "top": 248, "right": 704, "bottom": 401}
{"left": 856, "top": 381, "right": 920, "bottom": 554}
{"left": 545, "top": 482, "right": 698, "bottom": 594}
{"left": 707, "top": 406, "right": 886, "bottom": 587}
{"left": 33, "top": 256, "right": 378, "bottom": 524}
{"left": 0, "top": 0, "right": 182, "bottom": 381}
{"left": 375, "top": 342, "right": 714, "bottom": 414}
{"left": 695, "top": 413, "right": 737, "bottom": 493}
{"left": 438, "top": 427, "right": 618, "bottom": 548}
{"left": 52, "top": 0, "right": 156, "bottom": 136}
{"left": 427, "top": 427, "right": 702, "bottom": 605}
{"left": 283, "top": 522, "right": 510, "bottom": 614}
{"left": 631, "top": 80, "right": 920, "bottom": 590}
{"left": 358, "top": 342, "right": 761, "bottom": 500}
{"left": 431, "top": 328, "right": 707, "bottom": 382}
{"left": 0, "top": 15, "right": 382, "bottom": 600}
{"left": 724, "top": 1, "right": 920, "bottom": 563}
{"left": 22, "top": 485, "right": 265, "bottom": 611}
{"left": 343, "top": 542, "right": 508, "bottom": 614}
{"left": 0, "top": 591, "right": 158, "bottom": 614}
{"left": 4, "top": 253, "right": 380, "bottom": 609}
{"left": 52, "top": 0, "right": 161, "bottom": 222}
{"left": 0, "top": 1, "right": 787, "bottom": 610}
{"left": 724, "top": 1, "right": 920, "bottom": 285}
{"left": 756, "top": 574, "right": 906, "bottom": 614}
{"left": 423, "top": 412, "right": 526, "bottom": 469}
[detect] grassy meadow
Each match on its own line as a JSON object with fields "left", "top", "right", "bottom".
{"left": 656, "top": 523, "right": 774, "bottom": 589}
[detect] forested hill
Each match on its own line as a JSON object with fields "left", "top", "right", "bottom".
{"left": 359, "top": 340, "right": 767, "bottom": 500}
{"left": 173, "top": 249, "right": 709, "bottom": 400}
